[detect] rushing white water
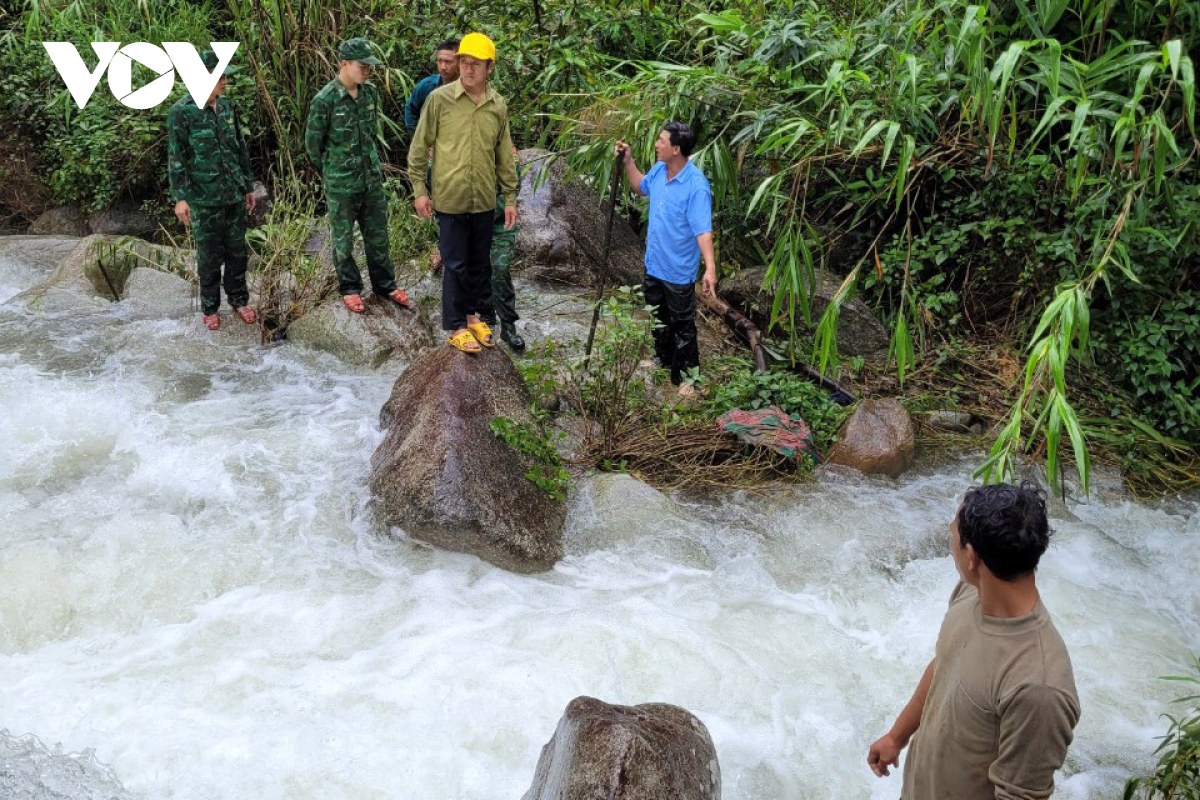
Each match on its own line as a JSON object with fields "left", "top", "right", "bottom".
{"left": 1, "top": 247, "right": 1197, "bottom": 799}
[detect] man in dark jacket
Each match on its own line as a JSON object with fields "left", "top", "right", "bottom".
{"left": 168, "top": 50, "right": 257, "bottom": 331}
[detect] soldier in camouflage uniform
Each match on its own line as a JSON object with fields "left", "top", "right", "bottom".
{"left": 479, "top": 151, "right": 525, "bottom": 350}
{"left": 168, "top": 50, "right": 257, "bottom": 331}
{"left": 305, "top": 37, "right": 413, "bottom": 314}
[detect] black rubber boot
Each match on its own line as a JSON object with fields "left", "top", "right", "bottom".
{"left": 500, "top": 320, "right": 526, "bottom": 351}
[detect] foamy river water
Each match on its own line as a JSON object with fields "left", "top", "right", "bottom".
{"left": 1, "top": 244, "right": 1197, "bottom": 799}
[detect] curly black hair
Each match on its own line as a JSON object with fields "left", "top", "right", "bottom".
{"left": 956, "top": 482, "right": 1051, "bottom": 581}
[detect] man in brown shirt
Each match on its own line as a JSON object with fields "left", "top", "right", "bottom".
{"left": 868, "top": 482, "right": 1080, "bottom": 799}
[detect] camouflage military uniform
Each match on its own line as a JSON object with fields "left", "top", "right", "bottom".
{"left": 482, "top": 187, "right": 518, "bottom": 325}
{"left": 304, "top": 77, "right": 397, "bottom": 297}
{"left": 168, "top": 92, "right": 254, "bottom": 315}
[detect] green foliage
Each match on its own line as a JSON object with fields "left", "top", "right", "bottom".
{"left": 703, "top": 359, "right": 848, "bottom": 451}
{"left": 2, "top": 0, "right": 217, "bottom": 212}
{"left": 488, "top": 416, "right": 572, "bottom": 501}
{"left": 1125, "top": 656, "right": 1200, "bottom": 800}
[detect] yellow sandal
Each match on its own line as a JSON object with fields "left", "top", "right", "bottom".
{"left": 466, "top": 320, "right": 495, "bottom": 348}
{"left": 448, "top": 329, "right": 482, "bottom": 353}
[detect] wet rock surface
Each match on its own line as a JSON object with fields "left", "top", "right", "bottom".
{"left": 522, "top": 696, "right": 720, "bottom": 800}
{"left": 827, "top": 398, "right": 915, "bottom": 477}
{"left": 370, "top": 345, "right": 566, "bottom": 573}
{"left": 286, "top": 292, "right": 437, "bottom": 368}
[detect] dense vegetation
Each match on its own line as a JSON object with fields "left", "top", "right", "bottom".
{"left": 0, "top": 0, "right": 1196, "bottom": 496}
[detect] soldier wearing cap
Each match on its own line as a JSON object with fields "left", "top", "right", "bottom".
{"left": 168, "top": 49, "right": 257, "bottom": 331}
{"left": 305, "top": 37, "right": 413, "bottom": 314}
{"left": 408, "top": 32, "right": 518, "bottom": 354}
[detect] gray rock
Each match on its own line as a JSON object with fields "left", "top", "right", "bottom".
{"left": 370, "top": 346, "right": 566, "bottom": 573}
{"left": 122, "top": 267, "right": 194, "bottom": 318}
{"left": 516, "top": 149, "right": 645, "bottom": 289}
{"left": 247, "top": 180, "right": 272, "bottom": 228}
{"left": 28, "top": 207, "right": 90, "bottom": 237}
{"left": 286, "top": 292, "right": 436, "bottom": 368}
{"left": 12, "top": 235, "right": 192, "bottom": 313}
{"left": 523, "top": 696, "right": 720, "bottom": 800}
{"left": 88, "top": 203, "right": 156, "bottom": 237}
{"left": 924, "top": 410, "right": 974, "bottom": 434}
{"left": 718, "top": 267, "right": 889, "bottom": 356}
{"left": 827, "top": 398, "right": 915, "bottom": 477}
{"left": 0, "top": 235, "right": 84, "bottom": 274}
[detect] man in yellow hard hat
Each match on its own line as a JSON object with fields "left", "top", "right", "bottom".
{"left": 408, "top": 32, "right": 518, "bottom": 354}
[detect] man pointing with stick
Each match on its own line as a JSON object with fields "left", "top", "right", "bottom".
{"left": 615, "top": 122, "right": 717, "bottom": 399}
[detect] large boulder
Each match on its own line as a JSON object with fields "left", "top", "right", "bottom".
{"left": 718, "top": 267, "right": 889, "bottom": 357}
{"left": 523, "top": 696, "right": 720, "bottom": 800}
{"left": 516, "top": 148, "right": 645, "bottom": 289}
{"left": 0, "top": 235, "right": 83, "bottom": 274}
{"left": 286, "top": 292, "right": 436, "bottom": 368}
{"left": 826, "top": 398, "right": 915, "bottom": 477}
{"left": 369, "top": 346, "right": 566, "bottom": 572}
{"left": 88, "top": 202, "right": 157, "bottom": 237}
{"left": 12, "top": 235, "right": 192, "bottom": 314}
{"left": 28, "top": 207, "right": 90, "bottom": 237}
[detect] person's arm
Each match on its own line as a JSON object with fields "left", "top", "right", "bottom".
{"left": 404, "top": 78, "right": 430, "bottom": 132}
{"left": 167, "top": 104, "right": 192, "bottom": 224}
{"left": 303, "top": 91, "right": 328, "bottom": 169}
{"left": 990, "top": 684, "right": 1080, "bottom": 800}
{"left": 697, "top": 232, "right": 717, "bottom": 298}
{"left": 868, "top": 658, "right": 936, "bottom": 778}
{"left": 232, "top": 104, "right": 256, "bottom": 211}
{"left": 408, "top": 93, "right": 437, "bottom": 217}
{"left": 496, "top": 110, "right": 518, "bottom": 229}
{"left": 613, "top": 140, "right": 646, "bottom": 196}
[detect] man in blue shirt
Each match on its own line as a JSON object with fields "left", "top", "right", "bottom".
{"left": 403, "top": 39, "right": 459, "bottom": 132}
{"left": 615, "top": 122, "right": 717, "bottom": 396}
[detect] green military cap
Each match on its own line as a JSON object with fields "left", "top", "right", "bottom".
{"left": 338, "top": 37, "right": 381, "bottom": 65}
{"left": 200, "top": 50, "right": 239, "bottom": 75}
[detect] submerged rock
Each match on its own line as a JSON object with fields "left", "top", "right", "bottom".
{"left": 827, "top": 398, "right": 915, "bottom": 477}
{"left": 287, "top": 292, "right": 436, "bottom": 368}
{"left": 0, "top": 234, "right": 84, "bottom": 274}
{"left": 523, "top": 696, "right": 720, "bottom": 800}
{"left": 515, "top": 148, "right": 646, "bottom": 290}
{"left": 369, "top": 345, "right": 566, "bottom": 573}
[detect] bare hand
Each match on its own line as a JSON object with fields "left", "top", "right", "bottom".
{"left": 614, "top": 140, "right": 630, "bottom": 161}
{"left": 244, "top": 192, "right": 256, "bottom": 213}
{"left": 415, "top": 195, "right": 433, "bottom": 219}
{"left": 867, "top": 733, "right": 904, "bottom": 778}
{"left": 174, "top": 200, "right": 191, "bottom": 225}
{"left": 504, "top": 205, "right": 517, "bottom": 229}
{"left": 702, "top": 268, "right": 717, "bottom": 299}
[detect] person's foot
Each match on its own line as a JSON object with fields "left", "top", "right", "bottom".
{"left": 234, "top": 305, "right": 258, "bottom": 324}
{"left": 500, "top": 320, "right": 525, "bottom": 351}
{"left": 676, "top": 382, "right": 698, "bottom": 402}
{"left": 202, "top": 312, "right": 220, "bottom": 330}
{"left": 343, "top": 294, "right": 365, "bottom": 314}
{"left": 387, "top": 287, "right": 414, "bottom": 309}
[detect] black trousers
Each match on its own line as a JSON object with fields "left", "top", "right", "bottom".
{"left": 644, "top": 274, "right": 699, "bottom": 385}
{"left": 437, "top": 210, "right": 494, "bottom": 331}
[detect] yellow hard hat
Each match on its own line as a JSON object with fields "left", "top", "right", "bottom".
{"left": 458, "top": 32, "right": 496, "bottom": 62}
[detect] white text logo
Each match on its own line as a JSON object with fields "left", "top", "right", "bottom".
{"left": 42, "top": 42, "right": 240, "bottom": 110}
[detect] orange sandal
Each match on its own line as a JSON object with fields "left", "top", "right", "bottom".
{"left": 342, "top": 294, "right": 365, "bottom": 314}
{"left": 203, "top": 313, "right": 220, "bottom": 330}
{"left": 466, "top": 319, "right": 495, "bottom": 348}
{"left": 448, "top": 329, "right": 481, "bottom": 353}
{"left": 235, "top": 306, "right": 258, "bottom": 324}
{"left": 387, "top": 287, "right": 414, "bottom": 309}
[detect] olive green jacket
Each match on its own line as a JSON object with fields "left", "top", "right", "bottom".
{"left": 305, "top": 78, "right": 385, "bottom": 194}
{"left": 167, "top": 95, "right": 254, "bottom": 206}
{"left": 408, "top": 80, "right": 517, "bottom": 214}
